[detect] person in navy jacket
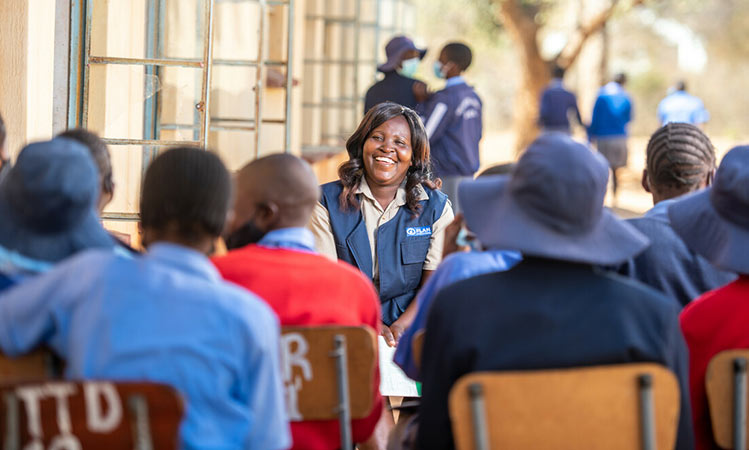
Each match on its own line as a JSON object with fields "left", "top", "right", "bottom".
{"left": 417, "top": 42, "right": 482, "bottom": 213}
{"left": 308, "top": 102, "right": 454, "bottom": 345}
{"left": 538, "top": 64, "right": 583, "bottom": 134}
{"left": 364, "top": 35, "right": 429, "bottom": 114}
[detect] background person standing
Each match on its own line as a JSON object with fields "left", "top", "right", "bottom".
{"left": 658, "top": 80, "right": 710, "bottom": 127}
{"left": 538, "top": 65, "right": 583, "bottom": 134}
{"left": 364, "top": 36, "right": 429, "bottom": 113}
{"left": 588, "top": 73, "right": 633, "bottom": 202}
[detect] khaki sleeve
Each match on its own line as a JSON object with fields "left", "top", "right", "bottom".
{"left": 307, "top": 202, "right": 338, "bottom": 261}
{"left": 423, "top": 199, "right": 455, "bottom": 270}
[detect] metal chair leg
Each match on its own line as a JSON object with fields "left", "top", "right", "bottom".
{"left": 638, "top": 374, "right": 656, "bottom": 450}
{"left": 332, "top": 334, "right": 352, "bottom": 450}
{"left": 734, "top": 358, "right": 747, "bottom": 450}
{"left": 128, "top": 394, "right": 153, "bottom": 450}
{"left": 468, "top": 382, "right": 490, "bottom": 450}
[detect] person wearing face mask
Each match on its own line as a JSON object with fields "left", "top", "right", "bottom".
{"left": 308, "top": 102, "right": 454, "bottom": 346}
{"left": 364, "top": 36, "right": 430, "bottom": 114}
{"left": 213, "top": 154, "right": 384, "bottom": 450}
{"left": 417, "top": 42, "right": 482, "bottom": 214}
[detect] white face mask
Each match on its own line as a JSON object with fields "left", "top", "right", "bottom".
{"left": 398, "top": 57, "right": 421, "bottom": 78}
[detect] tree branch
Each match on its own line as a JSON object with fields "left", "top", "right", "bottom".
{"left": 496, "top": 0, "right": 544, "bottom": 65}
{"left": 555, "top": 0, "right": 645, "bottom": 69}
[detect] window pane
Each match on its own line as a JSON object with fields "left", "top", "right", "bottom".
{"left": 89, "top": 0, "right": 207, "bottom": 60}
{"left": 86, "top": 64, "right": 203, "bottom": 141}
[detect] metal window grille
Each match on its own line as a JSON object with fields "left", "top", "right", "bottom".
{"left": 68, "top": 0, "right": 295, "bottom": 223}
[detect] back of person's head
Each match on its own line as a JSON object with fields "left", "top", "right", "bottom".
{"left": 442, "top": 42, "right": 472, "bottom": 72}
{"left": 645, "top": 122, "right": 716, "bottom": 201}
{"left": 675, "top": 80, "right": 687, "bottom": 92}
{"left": 551, "top": 64, "right": 565, "bottom": 79}
{"left": 140, "top": 147, "right": 231, "bottom": 249}
{"left": 614, "top": 73, "right": 627, "bottom": 85}
{"left": 58, "top": 128, "right": 113, "bottom": 211}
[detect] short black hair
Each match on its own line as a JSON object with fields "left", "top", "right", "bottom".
{"left": 646, "top": 122, "right": 715, "bottom": 194}
{"left": 141, "top": 147, "right": 232, "bottom": 242}
{"left": 58, "top": 128, "right": 113, "bottom": 195}
{"left": 675, "top": 80, "right": 687, "bottom": 91}
{"left": 614, "top": 73, "right": 627, "bottom": 85}
{"left": 551, "top": 64, "right": 565, "bottom": 79}
{"left": 0, "top": 112, "right": 6, "bottom": 153}
{"left": 442, "top": 42, "right": 473, "bottom": 72}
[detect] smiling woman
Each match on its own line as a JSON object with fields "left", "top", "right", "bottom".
{"left": 308, "top": 102, "right": 454, "bottom": 344}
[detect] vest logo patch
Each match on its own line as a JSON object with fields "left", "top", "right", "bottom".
{"left": 406, "top": 226, "right": 432, "bottom": 237}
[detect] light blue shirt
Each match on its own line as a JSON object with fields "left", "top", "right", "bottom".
{"left": 658, "top": 90, "right": 709, "bottom": 125}
{"left": 258, "top": 227, "right": 316, "bottom": 252}
{"left": 445, "top": 75, "right": 466, "bottom": 88}
{"left": 393, "top": 249, "right": 522, "bottom": 380}
{"left": 0, "top": 243, "right": 291, "bottom": 450}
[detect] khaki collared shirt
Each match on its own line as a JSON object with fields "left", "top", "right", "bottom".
{"left": 308, "top": 178, "right": 454, "bottom": 286}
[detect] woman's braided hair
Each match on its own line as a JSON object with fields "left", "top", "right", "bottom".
{"left": 338, "top": 102, "right": 437, "bottom": 215}
{"left": 646, "top": 122, "right": 716, "bottom": 193}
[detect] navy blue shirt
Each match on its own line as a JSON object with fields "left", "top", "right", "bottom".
{"left": 620, "top": 199, "right": 736, "bottom": 307}
{"left": 539, "top": 79, "right": 582, "bottom": 131}
{"left": 364, "top": 71, "right": 419, "bottom": 113}
{"left": 416, "top": 257, "right": 693, "bottom": 450}
{"left": 417, "top": 77, "right": 482, "bottom": 177}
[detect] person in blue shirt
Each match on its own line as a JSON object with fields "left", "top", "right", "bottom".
{"left": 588, "top": 73, "right": 633, "bottom": 202}
{"left": 0, "top": 137, "right": 114, "bottom": 291}
{"left": 417, "top": 42, "right": 482, "bottom": 213}
{"left": 364, "top": 35, "right": 429, "bottom": 113}
{"left": 620, "top": 122, "right": 736, "bottom": 306}
{"left": 657, "top": 81, "right": 709, "bottom": 127}
{"left": 0, "top": 147, "right": 291, "bottom": 450}
{"left": 538, "top": 65, "right": 583, "bottom": 134}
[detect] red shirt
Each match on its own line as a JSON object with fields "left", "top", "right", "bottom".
{"left": 680, "top": 276, "right": 749, "bottom": 450}
{"left": 212, "top": 245, "right": 383, "bottom": 450}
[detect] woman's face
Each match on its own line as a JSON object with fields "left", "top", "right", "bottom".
{"left": 362, "top": 116, "right": 413, "bottom": 187}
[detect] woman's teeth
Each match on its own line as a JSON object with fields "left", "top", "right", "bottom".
{"left": 375, "top": 157, "right": 394, "bottom": 165}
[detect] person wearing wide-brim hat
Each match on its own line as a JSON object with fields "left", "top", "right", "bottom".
{"left": 416, "top": 132, "right": 695, "bottom": 450}
{"left": 364, "top": 35, "right": 429, "bottom": 114}
{"left": 0, "top": 137, "right": 114, "bottom": 291}
{"left": 671, "top": 145, "right": 749, "bottom": 450}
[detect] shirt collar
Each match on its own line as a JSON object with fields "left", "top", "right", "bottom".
{"left": 601, "top": 81, "right": 624, "bottom": 95}
{"left": 445, "top": 75, "right": 466, "bottom": 88}
{"left": 0, "top": 244, "right": 53, "bottom": 274}
{"left": 356, "top": 177, "right": 429, "bottom": 210}
{"left": 550, "top": 78, "right": 564, "bottom": 87}
{"left": 146, "top": 242, "right": 221, "bottom": 283}
{"left": 257, "top": 227, "right": 317, "bottom": 253}
{"left": 644, "top": 198, "right": 679, "bottom": 223}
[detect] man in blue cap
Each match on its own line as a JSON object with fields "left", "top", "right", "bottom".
{"left": 0, "top": 137, "right": 114, "bottom": 291}
{"left": 364, "top": 35, "right": 429, "bottom": 113}
{"left": 670, "top": 146, "right": 749, "bottom": 450}
{"left": 415, "top": 133, "right": 693, "bottom": 449}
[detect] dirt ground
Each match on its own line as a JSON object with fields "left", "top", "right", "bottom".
{"left": 479, "top": 132, "right": 743, "bottom": 218}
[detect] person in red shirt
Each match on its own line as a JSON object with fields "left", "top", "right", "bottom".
{"left": 671, "top": 145, "right": 749, "bottom": 450}
{"left": 212, "top": 153, "right": 383, "bottom": 450}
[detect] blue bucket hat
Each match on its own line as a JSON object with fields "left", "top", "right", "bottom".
{"left": 458, "top": 133, "right": 649, "bottom": 265}
{"left": 378, "top": 35, "right": 427, "bottom": 73}
{"left": 0, "top": 137, "right": 114, "bottom": 263}
{"left": 669, "top": 146, "right": 749, "bottom": 273}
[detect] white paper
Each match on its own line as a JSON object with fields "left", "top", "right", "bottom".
{"left": 378, "top": 336, "right": 420, "bottom": 397}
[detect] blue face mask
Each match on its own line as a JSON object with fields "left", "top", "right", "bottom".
{"left": 433, "top": 61, "right": 446, "bottom": 79}
{"left": 398, "top": 57, "right": 420, "bottom": 78}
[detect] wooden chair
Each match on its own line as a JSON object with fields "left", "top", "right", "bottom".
{"left": 448, "top": 363, "right": 680, "bottom": 450}
{"left": 706, "top": 349, "right": 749, "bottom": 450}
{"left": 0, "top": 349, "right": 59, "bottom": 383}
{"left": 281, "top": 325, "right": 377, "bottom": 450}
{"left": 411, "top": 329, "right": 425, "bottom": 372}
{"left": 0, "top": 380, "right": 183, "bottom": 450}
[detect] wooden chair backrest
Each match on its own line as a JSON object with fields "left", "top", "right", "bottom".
{"left": 281, "top": 326, "right": 377, "bottom": 421}
{"left": 0, "top": 381, "right": 184, "bottom": 449}
{"left": 706, "top": 349, "right": 749, "bottom": 448}
{"left": 411, "top": 330, "right": 425, "bottom": 372}
{"left": 449, "top": 363, "right": 680, "bottom": 450}
{"left": 0, "top": 349, "right": 57, "bottom": 383}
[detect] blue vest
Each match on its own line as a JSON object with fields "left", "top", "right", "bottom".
{"left": 320, "top": 180, "right": 448, "bottom": 325}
